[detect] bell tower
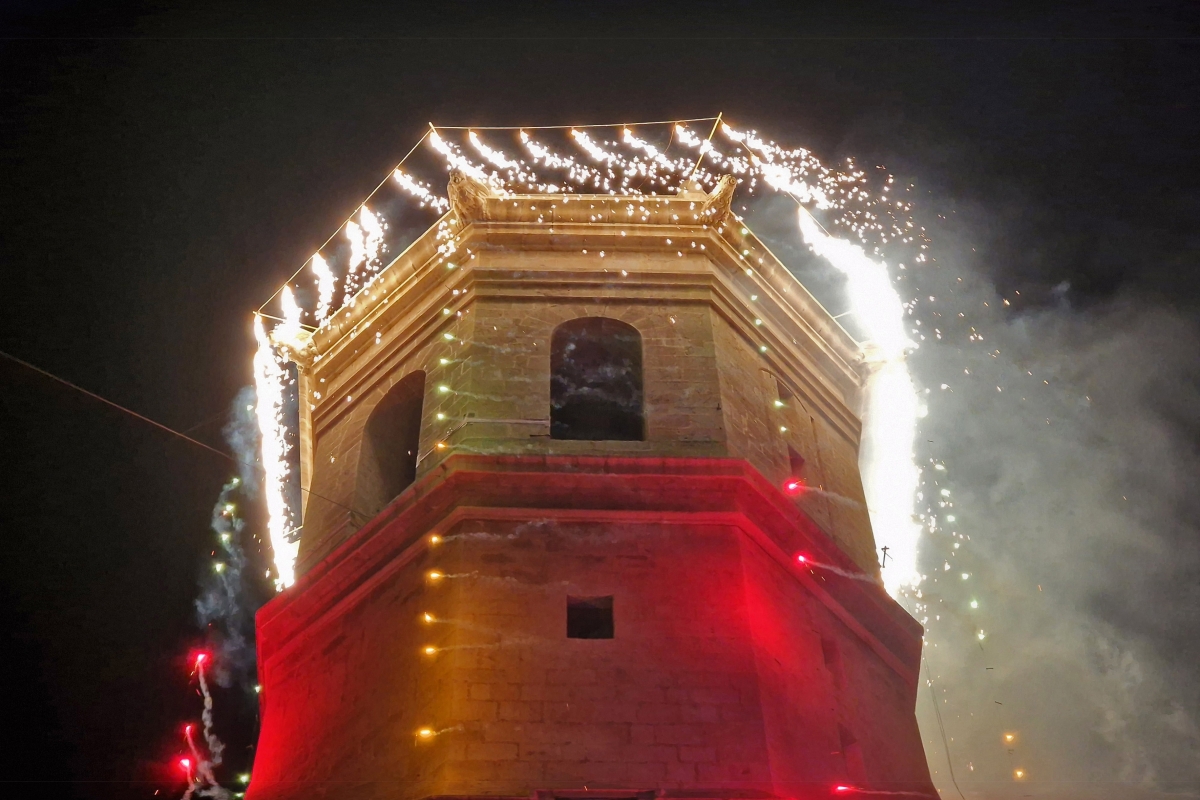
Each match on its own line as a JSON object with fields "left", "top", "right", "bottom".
{"left": 248, "top": 174, "right": 934, "bottom": 799}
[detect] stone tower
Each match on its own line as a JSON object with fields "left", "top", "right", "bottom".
{"left": 248, "top": 175, "right": 934, "bottom": 800}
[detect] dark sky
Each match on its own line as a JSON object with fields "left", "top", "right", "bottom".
{"left": 1, "top": 2, "right": 1198, "bottom": 799}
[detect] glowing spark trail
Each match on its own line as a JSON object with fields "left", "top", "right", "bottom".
{"left": 358, "top": 205, "right": 385, "bottom": 283}
{"left": 393, "top": 169, "right": 450, "bottom": 212}
{"left": 796, "top": 554, "right": 884, "bottom": 585}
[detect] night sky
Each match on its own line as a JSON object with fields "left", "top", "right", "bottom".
{"left": 1, "top": 3, "right": 1198, "bottom": 799}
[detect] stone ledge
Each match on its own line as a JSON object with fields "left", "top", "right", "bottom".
{"left": 258, "top": 454, "right": 922, "bottom": 691}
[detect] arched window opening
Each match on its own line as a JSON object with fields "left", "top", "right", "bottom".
{"left": 357, "top": 371, "right": 425, "bottom": 516}
{"left": 550, "top": 318, "right": 644, "bottom": 441}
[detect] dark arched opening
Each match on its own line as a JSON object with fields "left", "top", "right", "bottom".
{"left": 356, "top": 371, "right": 425, "bottom": 516}
{"left": 550, "top": 317, "right": 644, "bottom": 441}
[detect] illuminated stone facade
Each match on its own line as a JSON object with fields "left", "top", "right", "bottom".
{"left": 248, "top": 177, "right": 934, "bottom": 799}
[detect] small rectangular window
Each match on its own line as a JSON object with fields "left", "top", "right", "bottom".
{"left": 567, "top": 596, "right": 614, "bottom": 639}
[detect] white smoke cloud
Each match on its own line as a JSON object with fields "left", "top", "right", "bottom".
{"left": 911, "top": 286, "right": 1200, "bottom": 797}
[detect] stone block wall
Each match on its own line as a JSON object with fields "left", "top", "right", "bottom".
{"left": 299, "top": 267, "right": 878, "bottom": 576}
{"left": 299, "top": 306, "right": 475, "bottom": 571}
{"left": 254, "top": 507, "right": 920, "bottom": 800}
{"left": 709, "top": 310, "right": 878, "bottom": 574}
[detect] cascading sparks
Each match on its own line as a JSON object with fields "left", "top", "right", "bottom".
{"left": 253, "top": 120, "right": 929, "bottom": 597}
{"left": 310, "top": 253, "right": 336, "bottom": 324}
{"left": 797, "top": 210, "right": 922, "bottom": 593}
{"left": 252, "top": 315, "right": 298, "bottom": 590}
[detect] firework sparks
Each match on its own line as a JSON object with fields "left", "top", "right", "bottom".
{"left": 256, "top": 121, "right": 931, "bottom": 599}
{"left": 310, "top": 253, "right": 336, "bottom": 324}
{"left": 797, "top": 209, "right": 921, "bottom": 592}
{"left": 252, "top": 315, "right": 298, "bottom": 590}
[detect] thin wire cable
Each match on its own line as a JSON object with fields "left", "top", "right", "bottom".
{"left": 923, "top": 656, "right": 968, "bottom": 800}
{"left": 257, "top": 311, "right": 318, "bottom": 331}
{"left": 687, "top": 112, "right": 723, "bottom": 181}
{"left": 257, "top": 128, "right": 432, "bottom": 313}
{"left": 435, "top": 116, "right": 718, "bottom": 130}
{"left": 1, "top": 348, "right": 233, "bottom": 462}
{"left": 0, "top": 348, "right": 363, "bottom": 519}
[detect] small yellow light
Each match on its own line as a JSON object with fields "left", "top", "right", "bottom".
{"left": 214, "top": 562, "right": 226, "bottom": 573}
{"left": 437, "top": 385, "right": 450, "bottom": 393}
{"left": 253, "top": 685, "right": 262, "bottom": 694}
{"left": 436, "top": 442, "right": 447, "bottom": 450}
{"left": 773, "top": 400, "right": 784, "bottom": 408}
{"left": 1004, "top": 732, "right": 1017, "bottom": 743}
{"left": 423, "top": 645, "right": 437, "bottom": 656}
{"left": 779, "top": 426, "right": 787, "bottom": 433}
{"left": 423, "top": 612, "right": 435, "bottom": 623}
{"left": 436, "top": 412, "right": 446, "bottom": 420}
{"left": 429, "top": 534, "right": 441, "bottom": 545}
{"left": 1013, "top": 768, "right": 1026, "bottom": 780}
{"left": 428, "top": 571, "right": 443, "bottom": 581}
{"left": 417, "top": 728, "right": 435, "bottom": 739}
{"left": 443, "top": 333, "right": 455, "bottom": 341}
{"left": 238, "top": 774, "right": 251, "bottom": 784}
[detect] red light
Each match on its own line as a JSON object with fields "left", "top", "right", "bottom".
{"left": 179, "top": 757, "right": 192, "bottom": 771}
{"left": 195, "top": 653, "right": 207, "bottom": 665}
{"left": 833, "top": 787, "right": 853, "bottom": 794}
{"left": 784, "top": 478, "right": 804, "bottom": 495}
{"left": 796, "top": 554, "right": 808, "bottom": 564}
{"left": 184, "top": 724, "right": 192, "bottom": 735}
